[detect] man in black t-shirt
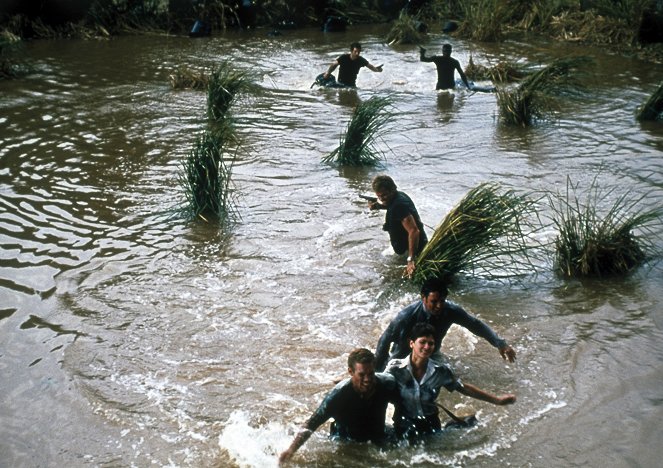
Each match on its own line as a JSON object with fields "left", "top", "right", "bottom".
{"left": 420, "top": 43, "right": 471, "bottom": 90}
{"left": 368, "top": 175, "right": 427, "bottom": 278}
{"left": 279, "top": 348, "right": 400, "bottom": 464}
{"left": 323, "top": 42, "right": 383, "bottom": 87}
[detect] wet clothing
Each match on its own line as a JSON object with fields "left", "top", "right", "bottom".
{"left": 303, "top": 373, "right": 400, "bottom": 443}
{"left": 386, "top": 356, "right": 462, "bottom": 436}
{"left": 383, "top": 191, "right": 427, "bottom": 255}
{"left": 375, "top": 300, "right": 508, "bottom": 371}
{"left": 420, "top": 51, "right": 468, "bottom": 90}
{"left": 336, "top": 53, "right": 369, "bottom": 87}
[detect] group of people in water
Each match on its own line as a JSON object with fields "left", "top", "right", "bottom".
{"left": 321, "top": 41, "right": 471, "bottom": 90}
{"left": 279, "top": 174, "right": 518, "bottom": 464}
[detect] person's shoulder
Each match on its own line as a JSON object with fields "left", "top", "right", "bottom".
{"left": 396, "top": 300, "right": 422, "bottom": 317}
{"left": 376, "top": 371, "right": 397, "bottom": 388}
{"left": 385, "top": 357, "right": 408, "bottom": 371}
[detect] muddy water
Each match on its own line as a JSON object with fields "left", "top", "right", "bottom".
{"left": 1, "top": 24, "right": 662, "bottom": 467}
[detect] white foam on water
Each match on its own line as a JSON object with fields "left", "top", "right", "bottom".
{"left": 218, "top": 410, "right": 292, "bottom": 468}
{"left": 519, "top": 400, "right": 567, "bottom": 425}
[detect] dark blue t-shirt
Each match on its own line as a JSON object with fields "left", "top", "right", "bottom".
{"left": 383, "top": 191, "right": 427, "bottom": 255}
{"left": 337, "top": 54, "right": 368, "bottom": 87}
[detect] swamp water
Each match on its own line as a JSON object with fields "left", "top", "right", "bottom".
{"left": 1, "top": 24, "right": 662, "bottom": 467}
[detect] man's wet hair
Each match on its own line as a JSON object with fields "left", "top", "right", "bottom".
{"left": 420, "top": 277, "right": 449, "bottom": 298}
{"left": 372, "top": 174, "right": 397, "bottom": 193}
{"left": 410, "top": 322, "right": 436, "bottom": 341}
{"left": 350, "top": 42, "right": 362, "bottom": 51}
{"left": 442, "top": 43, "right": 452, "bottom": 51}
{"left": 348, "top": 348, "right": 375, "bottom": 371}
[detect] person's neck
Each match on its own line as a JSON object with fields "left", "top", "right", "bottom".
{"left": 410, "top": 355, "right": 428, "bottom": 381}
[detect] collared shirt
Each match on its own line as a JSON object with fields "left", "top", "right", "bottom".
{"left": 375, "top": 300, "right": 507, "bottom": 371}
{"left": 385, "top": 356, "right": 462, "bottom": 427}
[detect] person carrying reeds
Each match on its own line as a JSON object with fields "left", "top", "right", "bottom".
{"left": 385, "top": 323, "right": 516, "bottom": 442}
{"left": 323, "top": 42, "right": 383, "bottom": 88}
{"left": 420, "top": 44, "right": 471, "bottom": 91}
{"left": 374, "top": 277, "right": 516, "bottom": 372}
{"left": 368, "top": 175, "right": 428, "bottom": 278}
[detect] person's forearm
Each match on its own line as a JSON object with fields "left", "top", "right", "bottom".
{"left": 280, "top": 428, "right": 312, "bottom": 463}
{"left": 458, "top": 383, "right": 502, "bottom": 404}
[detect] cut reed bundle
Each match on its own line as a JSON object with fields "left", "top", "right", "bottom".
{"left": 179, "top": 127, "right": 237, "bottom": 223}
{"left": 169, "top": 65, "right": 210, "bottom": 90}
{"left": 496, "top": 56, "right": 589, "bottom": 126}
{"left": 464, "top": 55, "right": 529, "bottom": 83}
{"left": 386, "top": 11, "right": 427, "bottom": 45}
{"left": 322, "top": 96, "right": 393, "bottom": 166}
{"left": 207, "top": 61, "right": 256, "bottom": 121}
{"left": 549, "top": 177, "right": 662, "bottom": 278}
{"left": 413, "top": 182, "right": 541, "bottom": 284}
{"left": 636, "top": 82, "right": 663, "bottom": 121}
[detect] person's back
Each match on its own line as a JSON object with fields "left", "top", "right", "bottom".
{"left": 420, "top": 44, "right": 470, "bottom": 90}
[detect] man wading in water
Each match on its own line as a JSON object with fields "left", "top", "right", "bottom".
{"left": 323, "top": 42, "right": 383, "bottom": 87}
{"left": 420, "top": 43, "right": 471, "bottom": 91}
{"left": 367, "top": 175, "right": 427, "bottom": 278}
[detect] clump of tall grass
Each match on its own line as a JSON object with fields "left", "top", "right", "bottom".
{"left": 322, "top": 96, "right": 393, "bottom": 166}
{"left": 207, "top": 61, "right": 256, "bottom": 121}
{"left": 0, "top": 30, "right": 22, "bottom": 79}
{"left": 549, "top": 176, "right": 662, "bottom": 278}
{"left": 169, "top": 65, "right": 210, "bottom": 90}
{"left": 464, "top": 55, "right": 529, "bottom": 83}
{"left": 179, "top": 126, "right": 237, "bottom": 223}
{"left": 496, "top": 57, "right": 589, "bottom": 126}
{"left": 412, "top": 182, "right": 542, "bottom": 284}
{"left": 386, "top": 11, "right": 427, "bottom": 45}
{"left": 456, "top": 0, "right": 515, "bottom": 42}
{"left": 636, "top": 82, "right": 663, "bottom": 121}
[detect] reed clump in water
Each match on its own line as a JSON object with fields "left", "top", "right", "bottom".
{"left": 386, "top": 11, "right": 427, "bottom": 45}
{"left": 464, "top": 55, "right": 529, "bottom": 83}
{"left": 207, "top": 61, "right": 256, "bottom": 121}
{"left": 549, "top": 177, "right": 662, "bottom": 278}
{"left": 323, "top": 96, "right": 393, "bottom": 166}
{"left": 169, "top": 65, "right": 210, "bottom": 90}
{"left": 636, "top": 82, "right": 663, "bottom": 121}
{"left": 456, "top": 0, "right": 516, "bottom": 42}
{"left": 179, "top": 126, "right": 237, "bottom": 223}
{"left": 0, "top": 30, "right": 23, "bottom": 79}
{"left": 412, "top": 182, "right": 542, "bottom": 284}
{"left": 496, "top": 57, "right": 589, "bottom": 126}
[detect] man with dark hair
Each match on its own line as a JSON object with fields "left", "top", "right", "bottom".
{"left": 375, "top": 277, "right": 516, "bottom": 371}
{"left": 386, "top": 323, "right": 516, "bottom": 440}
{"left": 279, "top": 348, "right": 400, "bottom": 464}
{"left": 368, "top": 175, "right": 427, "bottom": 278}
{"left": 420, "top": 43, "right": 470, "bottom": 90}
{"left": 323, "top": 42, "right": 383, "bottom": 87}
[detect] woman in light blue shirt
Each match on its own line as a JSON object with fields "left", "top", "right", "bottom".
{"left": 385, "top": 323, "right": 516, "bottom": 441}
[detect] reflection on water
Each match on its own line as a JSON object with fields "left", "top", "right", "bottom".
{"left": 1, "top": 26, "right": 662, "bottom": 467}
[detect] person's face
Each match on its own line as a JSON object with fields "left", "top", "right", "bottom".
{"left": 422, "top": 291, "right": 446, "bottom": 316}
{"left": 374, "top": 187, "right": 396, "bottom": 205}
{"left": 410, "top": 334, "right": 435, "bottom": 360}
{"left": 349, "top": 361, "right": 376, "bottom": 396}
{"left": 442, "top": 47, "right": 452, "bottom": 57}
{"left": 350, "top": 47, "right": 361, "bottom": 60}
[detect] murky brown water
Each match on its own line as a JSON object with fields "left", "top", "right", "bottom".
{"left": 1, "top": 24, "right": 662, "bottom": 467}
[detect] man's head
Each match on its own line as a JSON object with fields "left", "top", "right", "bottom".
{"left": 409, "top": 323, "right": 436, "bottom": 358}
{"left": 420, "top": 277, "right": 449, "bottom": 316}
{"left": 442, "top": 44, "right": 452, "bottom": 57}
{"left": 350, "top": 42, "right": 362, "bottom": 59}
{"left": 347, "top": 348, "right": 377, "bottom": 396}
{"left": 372, "top": 175, "right": 397, "bottom": 205}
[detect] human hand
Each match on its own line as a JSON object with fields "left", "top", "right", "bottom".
{"left": 402, "top": 260, "right": 415, "bottom": 279}
{"left": 499, "top": 345, "right": 516, "bottom": 363}
{"left": 368, "top": 200, "right": 380, "bottom": 210}
{"left": 496, "top": 394, "right": 516, "bottom": 405}
{"left": 279, "top": 449, "right": 293, "bottom": 465}
{"left": 419, "top": 46, "right": 426, "bottom": 54}
{"left": 376, "top": 64, "right": 383, "bottom": 72}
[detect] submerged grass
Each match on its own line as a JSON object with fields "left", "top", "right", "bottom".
{"left": 179, "top": 126, "right": 237, "bottom": 223}
{"left": 169, "top": 65, "right": 210, "bottom": 90}
{"left": 207, "top": 61, "right": 256, "bottom": 121}
{"left": 413, "top": 182, "right": 542, "bottom": 284}
{"left": 386, "top": 11, "right": 427, "bottom": 45}
{"left": 496, "top": 56, "right": 590, "bottom": 126}
{"left": 322, "top": 96, "right": 393, "bottom": 166}
{"left": 636, "top": 82, "right": 663, "bottom": 121}
{"left": 549, "top": 176, "right": 662, "bottom": 278}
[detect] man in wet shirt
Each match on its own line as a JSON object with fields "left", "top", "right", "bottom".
{"left": 367, "top": 175, "right": 427, "bottom": 278}
{"left": 375, "top": 277, "right": 517, "bottom": 372}
{"left": 420, "top": 43, "right": 471, "bottom": 90}
{"left": 323, "top": 42, "right": 383, "bottom": 87}
{"left": 279, "top": 348, "right": 400, "bottom": 464}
